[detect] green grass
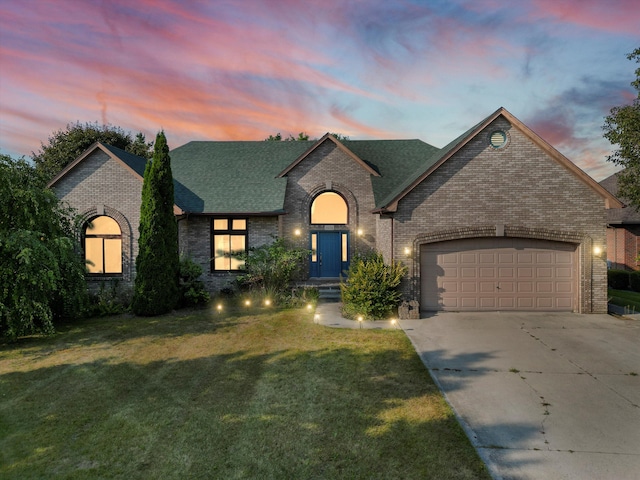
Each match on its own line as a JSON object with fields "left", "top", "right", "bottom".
{"left": 608, "top": 288, "right": 640, "bottom": 311}
{"left": 0, "top": 305, "right": 489, "bottom": 479}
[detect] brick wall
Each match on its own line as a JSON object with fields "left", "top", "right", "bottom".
{"left": 179, "top": 215, "right": 279, "bottom": 292}
{"left": 607, "top": 225, "right": 640, "bottom": 271}
{"left": 281, "top": 140, "right": 377, "bottom": 271}
{"left": 53, "top": 150, "right": 143, "bottom": 291}
{"left": 391, "top": 117, "right": 608, "bottom": 313}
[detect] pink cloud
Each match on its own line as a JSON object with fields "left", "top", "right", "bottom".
{"left": 530, "top": 0, "right": 640, "bottom": 35}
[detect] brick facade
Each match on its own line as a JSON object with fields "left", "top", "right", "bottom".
{"left": 281, "top": 141, "right": 377, "bottom": 270}
{"left": 52, "top": 111, "right": 613, "bottom": 313}
{"left": 390, "top": 118, "right": 608, "bottom": 313}
{"left": 178, "top": 215, "right": 279, "bottom": 291}
{"left": 53, "top": 149, "right": 143, "bottom": 290}
{"left": 607, "top": 225, "right": 640, "bottom": 271}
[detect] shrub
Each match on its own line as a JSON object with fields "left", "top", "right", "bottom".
{"left": 630, "top": 271, "right": 640, "bottom": 293}
{"left": 341, "top": 253, "right": 407, "bottom": 320}
{"left": 608, "top": 269, "right": 631, "bottom": 290}
{"left": 88, "top": 280, "right": 131, "bottom": 317}
{"left": 235, "top": 238, "right": 310, "bottom": 300}
{"left": 179, "top": 256, "right": 210, "bottom": 307}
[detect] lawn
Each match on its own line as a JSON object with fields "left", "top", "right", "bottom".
{"left": 0, "top": 305, "right": 489, "bottom": 479}
{"left": 608, "top": 288, "right": 640, "bottom": 312}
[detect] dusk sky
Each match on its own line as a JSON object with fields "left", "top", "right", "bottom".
{"left": 1, "top": 0, "right": 639, "bottom": 180}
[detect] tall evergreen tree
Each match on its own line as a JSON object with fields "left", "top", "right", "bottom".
{"left": 132, "top": 131, "right": 179, "bottom": 315}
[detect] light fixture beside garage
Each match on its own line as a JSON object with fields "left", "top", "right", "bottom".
{"left": 593, "top": 246, "right": 604, "bottom": 257}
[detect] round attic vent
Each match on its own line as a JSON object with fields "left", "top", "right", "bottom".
{"left": 490, "top": 130, "right": 508, "bottom": 149}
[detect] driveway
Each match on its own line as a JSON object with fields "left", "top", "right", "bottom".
{"left": 400, "top": 312, "right": 640, "bottom": 480}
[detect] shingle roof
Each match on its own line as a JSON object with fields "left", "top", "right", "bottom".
{"left": 169, "top": 138, "right": 441, "bottom": 213}
{"left": 100, "top": 143, "right": 147, "bottom": 178}
{"left": 600, "top": 171, "right": 640, "bottom": 224}
{"left": 343, "top": 139, "right": 440, "bottom": 207}
{"left": 169, "top": 141, "right": 313, "bottom": 213}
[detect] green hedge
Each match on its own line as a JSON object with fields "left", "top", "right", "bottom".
{"left": 608, "top": 269, "right": 630, "bottom": 290}
{"left": 630, "top": 271, "right": 640, "bottom": 293}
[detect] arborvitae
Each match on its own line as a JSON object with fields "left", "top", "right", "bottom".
{"left": 132, "top": 131, "right": 180, "bottom": 315}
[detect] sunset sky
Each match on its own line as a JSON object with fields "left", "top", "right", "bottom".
{"left": 1, "top": 0, "right": 638, "bottom": 180}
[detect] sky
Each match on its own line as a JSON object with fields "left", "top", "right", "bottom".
{"left": 1, "top": 0, "right": 639, "bottom": 181}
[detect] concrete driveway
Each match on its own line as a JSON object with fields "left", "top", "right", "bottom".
{"left": 400, "top": 312, "right": 640, "bottom": 480}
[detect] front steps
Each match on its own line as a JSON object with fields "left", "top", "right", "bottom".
{"left": 296, "top": 278, "right": 343, "bottom": 302}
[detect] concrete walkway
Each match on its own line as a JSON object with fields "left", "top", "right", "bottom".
{"left": 314, "top": 302, "right": 640, "bottom": 479}
{"left": 313, "top": 301, "right": 399, "bottom": 329}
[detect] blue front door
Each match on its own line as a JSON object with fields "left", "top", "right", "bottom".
{"left": 310, "top": 232, "right": 348, "bottom": 277}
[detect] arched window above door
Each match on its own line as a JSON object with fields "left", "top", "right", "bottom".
{"left": 84, "top": 216, "right": 122, "bottom": 274}
{"left": 310, "top": 192, "right": 348, "bottom": 224}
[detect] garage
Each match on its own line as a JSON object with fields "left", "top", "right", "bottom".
{"left": 421, "top": 238, "right": 577, "bottom": 311}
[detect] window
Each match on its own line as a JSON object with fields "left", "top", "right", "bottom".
{"left": 85, "top": 216, "right": 122, "bottom": 275}
{"left": 311, "top": 192, "right": 348, "bottom": 224}
{"left": 212, "top": 218, "right": 247, "bottom": 271}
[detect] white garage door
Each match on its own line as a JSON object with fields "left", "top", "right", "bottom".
{"left": 421, "top": 238, "right": 577, "bottom": 311}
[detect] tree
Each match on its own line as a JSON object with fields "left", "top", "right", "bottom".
{"left": 32, "top": 122, "right": 153, "bottom": 180}
{"left": 0, "top": 155, "right": 87, "bottom": 340}
{"left": 603, "top": 47, "right": 640, "bottom": 209}
{"left": 131, "top": 131, "right": 180, "bottom": 316}
{"left": 264, "top": 131, "right": 310, "bottom": 141}
{"left": 264, "top": 131, "right": 349, "bottom": 141}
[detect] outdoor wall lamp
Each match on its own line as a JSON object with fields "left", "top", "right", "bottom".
{"left": 357, "top": 228, "right": 363, "bottom": 236}
{"left": 294, "top": 228, "right": 301, "bottom": 236}
{"left": 404, "top": 246, "right": 412, "bottom": 256}
{"left": 593, "top": 246, "right": 604, "bottom": 257}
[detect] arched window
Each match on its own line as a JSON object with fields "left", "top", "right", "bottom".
{"left": 311, "top": 192, "right": 348, "bottom": 224}
{"left": 85, "top": 216, "right": 122, "bottom": 274}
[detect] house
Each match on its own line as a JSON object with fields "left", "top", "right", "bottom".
{"left": 48, "top": 107, "right": 621, "bottom": 313}
{"left": 600, "top": 171, "right": 640, "bottom": 271}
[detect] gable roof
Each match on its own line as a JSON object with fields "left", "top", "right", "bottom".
{"left": 373, "top": 107, "right": 622, "bottom": 212}
{"left": 170, "top": 136, "right": 440, "bottom": 214}
{"left": 169, "top": 140, "right": 312, "bottom": 214}
{"left": 48, "top": 142, "right": 147, "bottom": 187}
{"left": 277, "top": 133, "right": 381, "bottom": 178}
{"left": 47, "top": 142, "right": 185, "bottom": 214}
{"left": 600, "top": 171, "right": 640, "bottom": 224}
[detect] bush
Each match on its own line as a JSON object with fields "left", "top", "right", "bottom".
{"left": 235, "top": 238, "right": 310, "bottom": 301}
{"left": 608, "top": 269, "right": 631, "bottom": 290}
{"left": 630, "top": 271, "right": 640, "bottom": 293}
{"left": 340, "top": 253, "right": 407, "bottom": 320}
{"left": 179, "top": 256, "right": 210, "bottom": 307}
{"left": 88, "top": 280, "right": 131, "bottom": 317}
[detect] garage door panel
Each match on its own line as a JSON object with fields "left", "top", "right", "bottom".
{"left": 479, "top": 253, "right": 495, "bottom": 263}
{"left": 556, "top": 267, "right": 572, "bottom": 278}
{"left": 480, "top": 267, "right": 495, "bottom": 277}
{"left": 518, "top": 282, "right": 534, "bottom": 293}
{"left": 498, "top": 282, "right": 514, "bottom": 293}
{"left": 421, "top": 238, "right": 576, "bottom": 312}
{"left": 441, "top": 281, "right": 458, "bottom": 292}
{"left": 461, "top": 267, "right": 477, "bottom": 278}
{"left": 461, "top": 282, "right": 477, "bottom": 293}
{"left": 461, "top": 297, "right": 478, "bottom": 308}
{"left": 499, "top": 267, "right": 514, "bottom": 278}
